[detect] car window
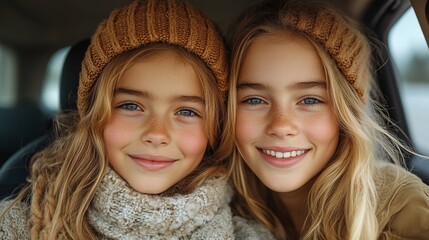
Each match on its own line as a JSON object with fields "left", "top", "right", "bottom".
{"left": 41, "top": 47, "right": 69, "bottom": 113}
{"left": 388, "top": 7, "right": 429, "bottom": 155}
{"left": 0, "top": 47, "right": 4, "bottom": 102}
{"left": 0, "top": 45, "right": 17, "bottom": 107}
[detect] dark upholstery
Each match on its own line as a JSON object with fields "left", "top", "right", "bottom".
{"left": 0, "top": 103, "right": 46, "bottom": 165}
{"left": 60, "top": 39, "right": 89, "bottom": 111}
{"left": 0, "top": 136, "right": 50, "bottom": 199}
{"left": 408, "top": 156, "right": 429, "bottom": 185}
{"left": 0, "top": 39, "right": 90, "bottom": 200}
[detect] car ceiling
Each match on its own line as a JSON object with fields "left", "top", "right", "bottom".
{"left": 0, "top": 0, "right": 371, "bottom": 49}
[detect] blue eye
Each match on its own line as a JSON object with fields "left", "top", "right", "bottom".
{"left": 300, "top": 98, "right": 321, "bottom": 105}
{"left": 177, "top": 109, "right": 199, "bottom": 117}
{"left": 119, "top": 103, "right": 141, "bottom": 111}
{"left": 244, "top": 97, "right": 265, "bottom": 105}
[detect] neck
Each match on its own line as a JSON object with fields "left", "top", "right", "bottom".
{"left": 275, "top": 180, "right": 314, "bottom": 235}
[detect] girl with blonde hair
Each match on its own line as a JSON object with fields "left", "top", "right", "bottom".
{"left": 224, "top": 0, "right": 429, "bottom": 239}
{"left": 0, "top": 0, "right": 274, "bottom": 239}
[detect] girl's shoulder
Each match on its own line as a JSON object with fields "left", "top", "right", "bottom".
{"left": 0, "top": 200, "right": 30, "bottom": 239}
{"left": 232, "top": 215, "right": 276, "bottom": 240}
{"left": 374, "top": 161, "right": 429, "bottom": 193}
{"left": 374, "top": 162, "right": 429, "bottom": 238}
{"left": 374, "top": 161, "right": 427, "bottom": 183}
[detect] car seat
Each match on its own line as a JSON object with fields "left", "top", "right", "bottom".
{"left": 0, "top": 39, "right": 90, "bottom": 199}
{"left": 408, "top": 156, "right": 429, "bottom": 185}
{"left": 0, "top": 103, "right": 46, "bottom": 165}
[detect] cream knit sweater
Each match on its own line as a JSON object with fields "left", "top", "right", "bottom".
{"left": 0, "top": 168, "right": 274, "bottom": 239}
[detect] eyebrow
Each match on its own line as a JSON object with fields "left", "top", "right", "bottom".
{"left": 237, "top": 80, "right": 326, "bottom": 90}
{"left": 236, "top": 82, "right": 266, "bottom": 90}
{"left": 115, "top": 87, "right": 150, "bottom": 98}
{"left": 292, "top": 81, "right": 327, "bottom": 90}
{"left": 114, "top": 87, "right": 205, "bottom": 103}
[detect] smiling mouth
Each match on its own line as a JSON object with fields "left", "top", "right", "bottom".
{"left": 130, "top": 154, "right": 178, "bottom": 171}
{"left": 261, "top": 149, "right": 307, "bottom": 159}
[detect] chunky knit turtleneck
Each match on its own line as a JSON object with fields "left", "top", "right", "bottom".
{"left": 0, "top": 167, "right": 275, "bottom": 239}
{"left": 87, "top": 168, "right": 235, "bottom": 239}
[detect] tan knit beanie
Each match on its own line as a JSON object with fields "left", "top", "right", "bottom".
{"left": 78, "top": 0, "right": 228, "bottom": 116}
{"left": 280, "top": 1, "right": 371, "bottom": 100}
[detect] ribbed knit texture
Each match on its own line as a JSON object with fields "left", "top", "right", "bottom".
{"left": 78, "top": 0, "right": 228, "bottom": 116}
{"left": 280, "top": 2, "right": 371, "bottom": 100}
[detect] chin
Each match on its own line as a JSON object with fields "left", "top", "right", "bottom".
{"left": 129, "top": 182, "right": 170, "bottom": 195}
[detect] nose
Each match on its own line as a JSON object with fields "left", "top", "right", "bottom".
{"left": 266, "top": 106, "right": 298, "bottom": 138}
{"left": 141, "top": 115, "right": 170, "bottom": 146}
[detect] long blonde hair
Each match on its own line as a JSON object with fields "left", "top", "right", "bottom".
{"left": 223, "top": 0, "right": 410, "bottom": 239}
{"left": 3, "top": 43, "right": 227, "bottom": 239}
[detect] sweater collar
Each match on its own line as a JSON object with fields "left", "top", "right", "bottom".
{"left": 87, "top": 167, "right": 232, "bottom": 239}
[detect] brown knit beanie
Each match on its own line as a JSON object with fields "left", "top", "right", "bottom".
{"left": 78, "top": 0, "right": 228, "bottom": 116}
{"left": 280, "top": 1, "right": 371, "bottom": 100}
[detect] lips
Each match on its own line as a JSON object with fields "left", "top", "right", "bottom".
{"left": 130, "top": 154, "right": 178, "bottom": 171}
{"left": 258, "top": 147, "right": 308, "bottom": 168}
{"left": 261, "top": 149, "right": 306, "bottom": 158}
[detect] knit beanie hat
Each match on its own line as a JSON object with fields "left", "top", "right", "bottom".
{"left": 78, "top": 0, "right": 228, "bottom": 116}
{"left": 280, "top": 1, "right": 371, "bottom": 100}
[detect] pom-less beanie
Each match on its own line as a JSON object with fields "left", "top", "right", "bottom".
{"left": 78, "top": 0, "right": 228, "bottom": 116}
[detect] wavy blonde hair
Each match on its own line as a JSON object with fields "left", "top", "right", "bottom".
{"left": 223, "top": 0, "right": 411, "bottom": 239}
{"left": 2, "top": 43, "right": 227, "bottom": 239}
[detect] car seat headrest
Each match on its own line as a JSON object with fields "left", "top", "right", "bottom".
{"left": 59, "top": 39, "right": 90, "bottom": 111}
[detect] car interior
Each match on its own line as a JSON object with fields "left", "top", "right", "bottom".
{"left": 0, "top": 0, "right": 428, "bottom": 199}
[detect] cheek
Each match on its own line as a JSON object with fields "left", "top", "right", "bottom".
{"left": 176, "top": 125, "right": 208, "bottom": 159}
{"left": 235, "top": 109, "right": 262, "bottom": 144}
{"left": 103, "top": 116, "right": 134, "bottom": 151}
{"left": 305, "top": 113, "right": 339, "bottom": 149}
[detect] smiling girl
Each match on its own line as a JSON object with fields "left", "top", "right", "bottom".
{"left": 0, "top": 0, "right": 274, "bottom": 239}
{"left": 225, "top": 0, "right": 429, "bottom": 239}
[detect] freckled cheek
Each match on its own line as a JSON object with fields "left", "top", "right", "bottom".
{"left": 235, "top": 110, "right": 262, "bottom": 144}
{"left": 103, "top": 117, "right": 136, "bottom": 149}
{"left": 304, "top": 114, "right": 339, "bottom": 148}
{"left": 176, "top": 125, "right": 208, "bottom": 161}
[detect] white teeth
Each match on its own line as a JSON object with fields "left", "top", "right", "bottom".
{"left": 262, "top": 149, "right": 305, "bottom": 159}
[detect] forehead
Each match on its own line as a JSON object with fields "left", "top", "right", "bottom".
{"left": 117, "top": 50, "right": 202, "bottom": 93}
{"left": 239, "top": 33, "right": 326, "bottom": 84}
{"left": 250, "top": 32, "right": 317, "bottom": 55}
